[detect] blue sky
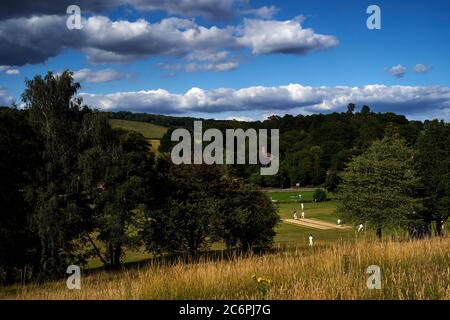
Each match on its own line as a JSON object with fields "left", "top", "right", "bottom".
{"left": 1, "top": 0, "right": 449, "bottom": 120}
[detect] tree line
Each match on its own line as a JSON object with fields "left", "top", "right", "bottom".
{"left": 0, "top": 71, "right": 278, "bottom": 284}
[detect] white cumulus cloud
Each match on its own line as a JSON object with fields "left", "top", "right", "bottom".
{"left": 388, "top": 64, "right": 407, "bottom": 78}
{"left": 80, "top": 84, "right": 450, "bottom": 120}
{"left": 414, "top": 64, "right": 432, "bottom": 74}
{"left": 73, "top": 68, "right": 132, "bottom": 83}
{"left": 0, "top": 14, "right": 338, "bottom": 66}
{"left": 238, "top": 17, "right": 339, "bottom": 55}
{"left": 241, "top": 5, "right": 279, "bottom": 19}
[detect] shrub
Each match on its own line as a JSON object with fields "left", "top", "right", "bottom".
{"left": 313, "top": 189, "right": 327, "bottom": 202}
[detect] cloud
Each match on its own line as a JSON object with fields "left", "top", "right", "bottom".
{"left": 0, "top": 15, "right": 237, "bottom": 65}
{"left": 185, "top": 61, "right": 238, "bottom": 72}
{"left": 184, "top": 50, "right": 230, "bottom": 62}
{"left": 0, "top": 15, "right": 77, "bottom": 65}
{"left": 0, "top": 0, "right": 122, "bottom": 20}
{"left": 159, "top": 60, "right": 238, "bottom": 73}
{"left": 238, "top": 18, "right": 339, "bottom": 55}
{"left": 0, "top": 87, "right": 13, "bottom": 105}
{"left": 0, "top": 0, "right": 243, "bottom": 21}
{"left": 128, "top": 0, "right": 242, "bottom": 21}
{"left": 73, "top": 68, "right": 132, "bottom": 83}
{"left": 241, "top": 5, "right": 279, "bottom": 19}
{"left": 388, "top": 64, "right": 407, "bottom": 78}
{"left": 0, "top": 14, "right": 338, "bottom": 66}
{"left": 0, "top": 66, "right": 20, "bottom": 75}
{"left": 5, "top": 69, "right": 20, "bottom": 75}
{"left": 80, "top": 84, "right": 450, "bottom": 119}
{"left": 414, "top": 64, "right": 432, "bottom": 74}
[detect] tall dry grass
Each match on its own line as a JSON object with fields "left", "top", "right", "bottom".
{"left": 1, "top": 237, "right": 449, "bottom": 300}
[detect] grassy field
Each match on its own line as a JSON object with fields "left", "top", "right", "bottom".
{"left": 1, "top": 189, "right": 449, "bottom": 300}
{"left": 269, "top": 190, "right": 354, "bottom": 246}
{"left": 268, "top": 190, "right": 317, "bottom": 203}
{"left": 85, "top": 191, "right": 347, "bottom": 268}
{"left": 109, "top": 119, "right": 167, "bottom": 139}
{"left": 109, "top": 119, "right": 167, "bottom": 154}
{"left": 2, "top": 237, "right": 449, "bottom": 300}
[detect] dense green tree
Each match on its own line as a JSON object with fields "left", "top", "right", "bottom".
{"left": 0, "top": 109, "right": 41, "bottom": 283}
{"left": 79, "top": 113, "right": 156, "bottom": 269}
{"left": 22, "top": 71, "right": 91, "bottom": 279}
{"left": 347, "top": 103, "right": 356, "bottom": 114}
{"left": 141, "top": 163, "right": 222, "bottom": 255}
{"left": 361, "top": 105, "right": 371, "bottom": 115}
{"left": 214, "top": 182, "right": 279, "bottom": 251}
{"left": 337, "top": 134, "right": 419, "bottom": 239}
{"left": 141, "top": 161, "right": 279, "bottom": 255}
{"left": 415, "top": 120, "right": 450, "bottom": 236}
{"left": 313, "top": 188, "right": 327, "bottom": 202}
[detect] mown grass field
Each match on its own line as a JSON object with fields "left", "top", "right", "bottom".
{"left": 267, "top": 190, "right": 322, "bottom": 203}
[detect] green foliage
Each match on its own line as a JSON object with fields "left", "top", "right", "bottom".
{"left": 22, "top": 71, "right": 91, "bottom": 279}
{"left": 415, "top": 120, "right": 450, "bottom": 235}
{"left": 337, "top": 134, "right": 420, "bottom": 238}
{"left": 313, "top": 189, "right": 327, "bottom": 202}
{"left": 214, "top": 182, "right": 279, "bottom": 251}
{"left": 154, "top": 109, "right": 423, "bottom": 188}
{"left": 79, "top": 114, "right": 156, "bottom": 269}
{"left": 141, "top": 163, "right": 220, "bottom": 255}
{"left": 0, "top": 70, "right": 446, "bottom": 284}
{"left": 324, "top": 170, "right": 340, "bottom": 191}
{"left": 347, "top": 103, "right": 356, "bottom": 114}
{"left": 0, "top": 109, "right": 41, "bottom": 283}
{"left": 141, "top": 161, "right": 279, "bottom": 255}
{"left": 9, "top": 71, "right": 158, "bottom": 276}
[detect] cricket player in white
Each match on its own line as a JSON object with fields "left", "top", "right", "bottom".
{"left": 337, "top": 219, "right": 341, "bottom": 226}
{"left": 293, "top": 210, "right": 298, "bottom": 220}
{"left": 301, "top": 211, "right": 305, "bottom": 219}
{"left": 309, "top": 234, "right": 314, "bottom": 247}
{"left": 357, "top": 224, "right": 364, "bottom": 232}
{"left": 301, "top": 203, "right": 304, "bottom": 211}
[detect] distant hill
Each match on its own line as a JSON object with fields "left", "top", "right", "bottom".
{"left": 107, "top": 110, "right": 432, "bottom": 189}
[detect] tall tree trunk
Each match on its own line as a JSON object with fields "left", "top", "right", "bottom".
{"left": 376, "top": 225, "right": 382, "bottom": 240}
{"left": 435, "top": 220, "right": 443, "bottom": 237}
{"left": 108, "top": 244, "right": 114, "bottom": 270}
{"left": 113, "top": 245, "right": 122, "bottom": 270}
{"left": 86, "top": 233, "right": 108, "bottom": 266}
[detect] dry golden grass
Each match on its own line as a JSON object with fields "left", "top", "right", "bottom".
{"left": 1, "top": 237, "right": 449, "bottom": 300}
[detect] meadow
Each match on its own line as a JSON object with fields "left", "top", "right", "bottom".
{"left": 109, "top": 119, "right": 167, "bottom": 153}
{"left": 2, "top": 189, "right": 448, "bottom": 300}
{"left": 2, "top": 237, "right": 449, "bottom": 300}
